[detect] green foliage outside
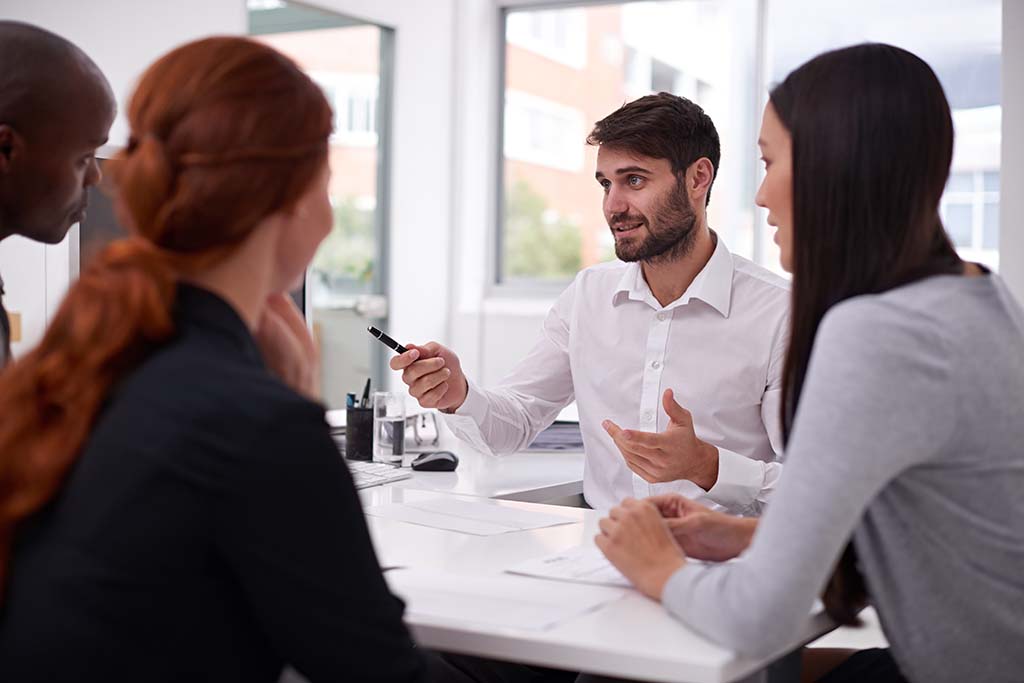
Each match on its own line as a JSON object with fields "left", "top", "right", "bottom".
{"left": 312, "top": 197, "right": 375, "bottom": 289}
{"left": 504, "top": 180, "right": 582, "bottom": 280}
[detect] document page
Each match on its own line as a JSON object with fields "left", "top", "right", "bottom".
{"left": 365, "top": 497, "right": 578, "bottom": 536}
{"left": 386, "top": 568, "right": 626, "bottom": 631}
{"left": 506, "top": 543, "right": 634, "bottom": 588}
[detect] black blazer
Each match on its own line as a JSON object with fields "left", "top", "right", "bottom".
{"left": 0, "top": 286, "right": 433, "bottom": 682}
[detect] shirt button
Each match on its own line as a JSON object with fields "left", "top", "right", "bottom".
{"left": 642, "top": 411, "right": 654, "bottom": 422}
{"left": 657, "top": 312, "right": 668, "bottom": 321}
{"left": 651, "top": 360, "right": 661, "bottom": 369}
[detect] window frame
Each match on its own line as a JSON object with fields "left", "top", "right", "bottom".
{"left": 248, "top": 0, "right": 397, "bottom": 404}
{"left": 940, "top": 169, "right": 1001, "bottom": 262}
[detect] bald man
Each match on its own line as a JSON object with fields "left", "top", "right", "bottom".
{"left": 0, "top": 21, "right": 116, "bottom": 364}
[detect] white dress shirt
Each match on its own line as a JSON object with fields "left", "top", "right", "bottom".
{"left": 444, "top": 236, "right": 790, "bottom": 513}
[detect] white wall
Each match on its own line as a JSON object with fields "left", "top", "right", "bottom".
{"left": 0, "top": 236, "right": 45, "bottom": 356}
{"left": 448, "top": 0, "right": 503, "bottom": 383}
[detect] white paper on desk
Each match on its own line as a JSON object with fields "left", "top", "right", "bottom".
{"left": 506, "top": 543, "right": 634, "bottom": 588}
{"left": 365, "top": 498, "right": 577, "bottom": 536}
{"left": 508, "top": 545, "right": 713, "bottom": 589}
{"left": 386, "top": 568, "right": 626, "bottom": 631}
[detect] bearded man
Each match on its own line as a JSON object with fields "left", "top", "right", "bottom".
{"left": 392, "top": 93, "right": 789, "bottom": 514}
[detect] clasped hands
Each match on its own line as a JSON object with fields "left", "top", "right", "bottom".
{"left": 597, "top": 392, "right": 758, "bottom": 599}
{"left": 595, "top": 494, "right": 757, "bottom": 600}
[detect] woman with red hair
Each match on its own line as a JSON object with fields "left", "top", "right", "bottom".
{"left": 0, "top": 37, "right": 473, "bottom": 683}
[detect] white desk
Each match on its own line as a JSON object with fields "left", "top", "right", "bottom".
{"left": 361, "top": 487, "right": 835, "bottom": 683}
{"left": 394, "top": 444, "right": 584, "bottom": 503}
{"left": 336, "top": 408, "right": 586, "bottom": 503}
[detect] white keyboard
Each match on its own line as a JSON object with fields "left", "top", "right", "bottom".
{"left": 348, "top": 460, "right": 412, "bottom": 489}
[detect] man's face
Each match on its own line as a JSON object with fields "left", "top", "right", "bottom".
{"left": 0, "top": 79, "right": 114, "bottom": 244}
{"left": 595, "top": 146, "right": 697, "bottom": 264}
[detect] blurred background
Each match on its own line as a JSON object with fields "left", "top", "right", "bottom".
{"left": 0, "top": 0, "right": 1015, "bottom": 411}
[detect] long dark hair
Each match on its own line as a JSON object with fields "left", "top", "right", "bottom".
{"left": 772, "top": 44, "right": 963, "bottom": 624}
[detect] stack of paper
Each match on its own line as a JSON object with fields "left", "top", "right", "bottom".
{"left": 386, "top": 568, "right": 626, "bottom": 631}
{"left": 365, "top": 497, "right": 578, "bottom": 536}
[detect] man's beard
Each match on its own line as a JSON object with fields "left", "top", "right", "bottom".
{"left": 612, "top": 181, "right": 698, "bottom": 264}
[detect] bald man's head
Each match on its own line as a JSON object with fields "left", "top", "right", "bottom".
{"left": 0, "top": 21, "right": 116, "bottom": 244}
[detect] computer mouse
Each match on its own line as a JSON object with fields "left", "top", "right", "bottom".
{"left": 410, "top": 451, "right": 459, "bottom": 472}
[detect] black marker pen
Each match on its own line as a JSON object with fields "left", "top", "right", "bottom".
{"left": 367, "top": 326, "right": 409, "bottom": 354}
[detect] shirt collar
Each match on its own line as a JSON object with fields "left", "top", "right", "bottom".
{"left": 612, "top": 232, "right": 734, "bottom": 317}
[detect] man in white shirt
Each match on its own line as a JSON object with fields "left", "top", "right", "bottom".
{"left": 391, "top": 93, "right": 789, "bottom": 514}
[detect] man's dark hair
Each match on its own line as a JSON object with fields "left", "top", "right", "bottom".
{"left": 586, "top": 92, "right": 721, "bottom": 206}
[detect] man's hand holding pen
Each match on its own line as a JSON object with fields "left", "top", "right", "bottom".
{"left": 390, "top": 342, "right": 469, "bottom": 412}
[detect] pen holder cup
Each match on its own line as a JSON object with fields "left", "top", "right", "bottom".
{"left": 345, "top": 407, "right": 374, "bottom": 461}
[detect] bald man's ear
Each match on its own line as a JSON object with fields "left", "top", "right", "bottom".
{"left": 0, "top": 125, "right": 24, "bottom": 172}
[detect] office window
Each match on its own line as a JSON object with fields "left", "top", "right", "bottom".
{"left": 504, "top": 91, "right": 586, "bottom": 173}
{"left": 314, "top": 72, "right": 379, "bottom": 144}
{"left": 499, "top": 0, "right": 1002, "bottom": 286}
{"left": 941, "top": 169, "right": 1001, "bottom": 254}
{"left": 251, "top": 29, "right": 383, "bottom": 293}
{"left": 499, "top": 1, "right": 760, "bottom": 285}
{"left": 506, "top": 8, "right": 587, "bottom": 69}
{"left": 250, "top": 1, "right": 394, "bottom": 409}
{"left": 765, "top": 0, "right": 1002, "bottom": 271}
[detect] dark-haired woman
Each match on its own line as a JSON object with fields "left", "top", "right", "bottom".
{"left": 0, "top": 37, "right": 476, "bottom": 683}
{"left": 595, "top": 43, "right": 1024, "bottom": 683}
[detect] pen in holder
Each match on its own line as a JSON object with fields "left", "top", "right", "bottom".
{"left": 345, "top": 406, "right": 374, "bottom": 461}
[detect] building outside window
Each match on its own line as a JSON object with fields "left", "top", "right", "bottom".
{"left": 764, "top": 0, "right": 1002, "bottom": 273}
{"left": 500, "top": 1, "right": 759, "bottom": 285}
{"left": 498, "top": 0, "right": 1002, "bottom": 285}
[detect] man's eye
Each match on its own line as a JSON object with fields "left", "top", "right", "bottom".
{"left": 628, "top": 176, "right": 644, "bottom": 187}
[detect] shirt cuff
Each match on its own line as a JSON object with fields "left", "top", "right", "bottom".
{"left": 441, "top": 379, "right": 489, "bottom": 434}
{"left": 703, "top": 448, "right": 766, "bottom": 512}
{"left": 452, "top": 379, "right": 488, "bottom": 421}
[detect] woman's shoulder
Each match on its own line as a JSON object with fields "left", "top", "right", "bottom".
{"left": 820, "top": 290, "right": 936, "bottom": 344}
{"left": 113, "top": 332, "right": 327, "bottom": 442}
{"left": 821, "top": 274, "right": 1006, "bottom": 353}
